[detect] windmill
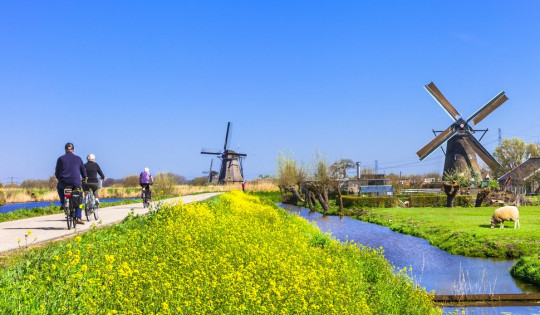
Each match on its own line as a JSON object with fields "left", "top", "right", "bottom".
{"left": 202, "top": 159, "right": 219, "bottom": 183}
{"left": 417, "top": 82, "right": 508, "bottom": 177}
{"left": 201, "top": 122, "right": 247, "bottom": 184}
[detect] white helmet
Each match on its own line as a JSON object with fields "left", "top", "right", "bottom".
{"left": 144, "top": 167, "right": 149, "bottom": 173}
{"left": 87, "top": 154, "right": 95, "bottom": 161}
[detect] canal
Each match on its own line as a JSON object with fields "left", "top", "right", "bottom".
{"left": 280, "top": 204, "right": 540, "bottom": 314}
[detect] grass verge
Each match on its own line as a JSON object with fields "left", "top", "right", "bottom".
{"left": 0, "top": 192, "right": 438, "bottom": 314}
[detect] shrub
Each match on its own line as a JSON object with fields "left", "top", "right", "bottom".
{"left": 342, "top": 196, "right": 396, "bottom": 208}
{"left": 154, "top": 173, "right": 177, "bottom": 195}
{"left": 454, "top": 195, "right": 473, "bottom": 207}
{"left": 281, "top": 192, "right": 299, "bottom": 204}
{"left": 406, "top": 194, "right": 473, "bottom": 207}
{"left": 510, "top": 254, "right": 540, "bottom": 286}
{"left": 409, "top": 195, "right": 446, "bottom": 207}
{"left": 122, "top": 175, "right": 140, "bottom": 187}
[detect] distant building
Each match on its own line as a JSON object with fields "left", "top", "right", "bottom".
{"left": 345, "top": 174, "right": 393, "bottom": 196}
{"left": 498, "top": 158, "right": 540, "bottom": 195}
{"left": 359, "top": 185, "right": 394, "bottom": 196}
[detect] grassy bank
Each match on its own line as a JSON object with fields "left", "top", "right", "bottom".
{"left": 0, "top": 192, "right": 438, "bottom": 314}
{"left": 0, "top": 195, "right": 176, "bottom": 223}
{"left": 350, "top": 206, "right": 540, "bottom": 258}
{"left": 347, "top": 205, "right": 540, "bottom": 287}
{"left": 510, "top": 254, "right": 540, "bottom": 286}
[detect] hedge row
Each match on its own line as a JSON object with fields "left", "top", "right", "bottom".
{"left": 342, "top": 196, "right": 396, "bottom": 208}
{"left": 341, "top": 195, "right": 474, "bottom": 208}
{"left": 409, "top": 195, "right": 473, "bottom": 207}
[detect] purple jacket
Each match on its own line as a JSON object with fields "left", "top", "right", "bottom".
{"left": 55, "top": 152, "right": 87, "bottom": 188}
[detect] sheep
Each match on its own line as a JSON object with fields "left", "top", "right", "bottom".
{"left": 490, "top": 206, "right": 520, "bottom": 229}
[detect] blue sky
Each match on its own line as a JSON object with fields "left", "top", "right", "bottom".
{"left": 1, "top": 1, "right": 540, "bottom": 182}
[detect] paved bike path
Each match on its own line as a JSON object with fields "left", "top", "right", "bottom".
{"left": 0, "top": 193, "right": 221, "bottom": 253}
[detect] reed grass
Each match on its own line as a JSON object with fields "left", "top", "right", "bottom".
{"left": 1, "top": 180, "right": 278, "bottom": 204}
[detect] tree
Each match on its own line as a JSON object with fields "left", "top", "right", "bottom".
{"left": 103, "top": 178, "right": 116, "bottom": 187}
{"left": 442, "top": 167, "right": 474, "bottom": 207}
{"left": 154, "top": 173, "right": 178, "bottom": 195}
{"left": 190, "top": 176, "right": 209, "bottom": 186}
{"left": 305, "top": 152, "right": 331, "bottom": 212}
{"left": 122, "top": 175, "right": 140, "bottom": 187}
{"left": 48, "top": 175, "right": 57, "bottom": 190}
{"left": 493, "top": 137, "right": 540, "bottom": 177}
{"left": 329, "top": 159, "right": 355, "bottom": 212}
{"left": 275, "top": 151, "right": 305, "bottom": 202}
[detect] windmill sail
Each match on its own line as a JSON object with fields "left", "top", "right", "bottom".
{"left": 467, "top": 91, "right": 508, "bottom": 126}
{"left": 463, "top": 131, "right": 501, "bottom": 170}
{"left": 417, "top": 127, "right": 456, "bottom": 160}
{"left": 425, "top": 82, "right": 461, "bottom": 121}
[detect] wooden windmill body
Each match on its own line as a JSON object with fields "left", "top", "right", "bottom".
{"left": 417, "top": 82, "right": 507, "bottom": 176}
{"left": 201, "top": 122, "right": 247, "bottom": 184}
{"left": 202, "top": 159, "right": 219, "bottom": 183}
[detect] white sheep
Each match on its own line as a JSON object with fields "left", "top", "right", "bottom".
{"left": 490, "top": 206, "right": 520, "bottom": 229}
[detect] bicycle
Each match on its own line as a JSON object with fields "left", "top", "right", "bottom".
{"left": 84, "top": 189, "right": 100, "bottom": 221}
{"left": 141, "top": 186, "right": 151, "bottom": 208}
{"left": 63, "top": 187, "right": 80, "bottom": 230}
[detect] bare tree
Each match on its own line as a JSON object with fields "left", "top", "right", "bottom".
{"left": 329, "top": 159, "right": 355, "bottom": 212}
{"left": 275, "top": 151, "right": 305, "bottom": 202}
{"left": 306, "top": 152, "right": 331, "bottom": 212}
{"left": 443, "top": 167, "right": 473, "bottom": 207}
{"left": 122, "top": 175, "right": 140, "bottom": 187}
{"left": 48, "top": 175, "right": 57, "bottom": 190}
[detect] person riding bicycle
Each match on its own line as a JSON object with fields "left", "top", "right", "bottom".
{"left": 83, "top": 153, "right": 105, "bottom": 205}
{"left": 55, "top": 142, "right": 87, "bottom": 225}
{"left": 139, "top": 167, "right": 154, "bottom": 200}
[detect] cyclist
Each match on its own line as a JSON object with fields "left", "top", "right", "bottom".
{"left": 83, "top": 153, "right": 105, "bottom": 205}
{"left": 55, "top": 142, "right": 87, "bottom": 224}
{"left": 139, "top": 167, "right": 154, "bottom": 200}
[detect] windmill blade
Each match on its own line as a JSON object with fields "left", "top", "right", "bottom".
{"left": 425, "top": 82, "right": 461, "bottom": 121}
{"left": 224, "top": 122, "right": 231, "bottom": 151}
{"left": 464, "top": 130, "right": 501, "bottom": 170}
{"left": 227, "top": 153, "right": 247, "bottom": 157}
{"left": 201, "top": 151, "right": 222, "bottom": 155}
{"left": 417, "top": 126, "right": 457, "bottom": 160}
{"left": 201, "top": 147, "right": 222, "bottom": 155}
{"left": 466, "top": 91, "right": 507, "bottom": 126}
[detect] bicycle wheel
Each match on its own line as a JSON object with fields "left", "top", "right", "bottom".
{"left": 85, "top": 194, "right": 90, "bottom": 221}
{"left": 94, "top": 202, "right": 99, "bottom": 220}
{"left": 72, "top": 210, "right": 77, "bottom": 228}
{"left": 65, "top": 200, "right": 72, "bottom": 230}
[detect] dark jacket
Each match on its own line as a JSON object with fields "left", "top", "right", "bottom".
{"left": 55, "top": 152, "right": 87, "bottom": 188}
{"left": 84, "top": 161, "right": 105, "bottom": 183}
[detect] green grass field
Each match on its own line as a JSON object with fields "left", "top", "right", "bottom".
{"left": 352, "top": 205, "right": 540, "bottom": 286}
{"left": 353, "top": 206, "right": 540, "bottom": 258}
